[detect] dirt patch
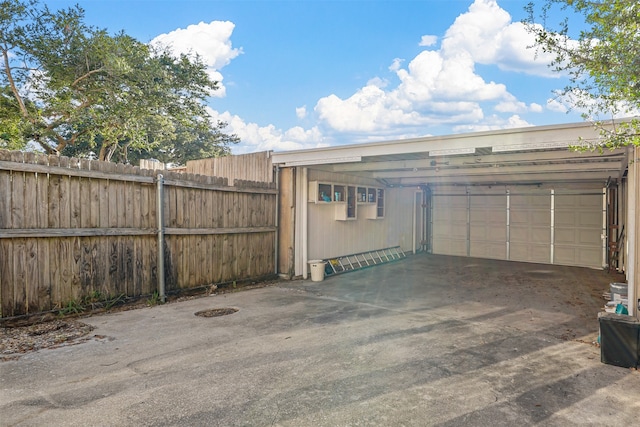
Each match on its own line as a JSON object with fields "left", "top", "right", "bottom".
{"left": 194, "top": 308, "right": 238, "bottom": 317}
{"left": 1, "top": 320, "right": 95, "bottom": 361}
{"left": 0, "top": 278, "right": 283, "bottom": 361}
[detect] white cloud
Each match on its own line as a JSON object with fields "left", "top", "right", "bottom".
{"left": 419, "top": 35, "right": 438, "bottom": 47}
{"left": 530, "top": 103, "right": 544, "bottom": 113}
{"left": 296, "top": 106, "right": 307, "bottom": 119}
{"left": 442, "top": 0, "right": 557, "bottom": 77}
{"left": 367, "top": 77, "right": 388, "bottom": 88}
{"left": 207, "top": 107, "right": 325, "bottom": 154}
{"left": 315, "top": 86, "right": 428, "bottom": 133}
{"left": 389, "top": 58, "right": 403, "bottom": 72}
{"left": 546, "top": 95, "right": 569, "bottom": 113}
{"left": 495, "top": 99, "right": 543, "bottom": 114}
{"left": 151, "top": 21, "right": 242, "bottom": 97}
{"left": 545, "top": 89, "right": 640, "bottom": 119}
{"left": 453, "top": 114, "right": 533, "bottom": 132}
{"left": 311, "top": 0, "right": 566, "bottom": 142}
{"left": 185, "top": 0, "right": 576, "bottom": 154}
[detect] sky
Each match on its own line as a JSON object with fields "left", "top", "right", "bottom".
{"left": 47, "top": 0, "right": 590, "bottom": 154}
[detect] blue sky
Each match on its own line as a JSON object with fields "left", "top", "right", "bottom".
{"left": 48, "top": 0, "right": 588, "bottom": 154}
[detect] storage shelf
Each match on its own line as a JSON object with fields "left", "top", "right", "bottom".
{"left": 309, "top": 181, "right": 384, "bottom": 219}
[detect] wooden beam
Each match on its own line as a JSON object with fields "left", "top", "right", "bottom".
{"left": 395, "top": 170, "right": 613, "bottom": 186}
{"left": 330, "top": 150, "right": 625, "bottom": 173}
{"left": 0, "top": 228, "right": 156, "bottom": 238}
{"left": 372, "top": 161, "right": 623, "bottom": 179}
{"left": 0, "top": 160, "right": 154, "bottom": 184}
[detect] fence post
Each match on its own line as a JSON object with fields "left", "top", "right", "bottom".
{"left": 274, "top": 166, "right": 279, "bottom": 276}
{"left": 157, "top": 174, "right": 166, "bottom": 303}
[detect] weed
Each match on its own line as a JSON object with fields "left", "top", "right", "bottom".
{"left": 147, "top": 291, "right": 162, "bottom": 306}
{"left": 81, "top": 290, "right": 105, "bottom": 309}
{"left": 58, "top": 299, "right": 84, "bottom": 316}
{"left": 104, "top": 293, "right": 126, "bottom": 310}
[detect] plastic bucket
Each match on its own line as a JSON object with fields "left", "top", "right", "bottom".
{"left": 308, "top": 260, "right": 326, "bottom": 282}
{"left": 610, "top": 282, "right": 628, "bottom": 301}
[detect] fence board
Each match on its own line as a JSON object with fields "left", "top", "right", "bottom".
{"left": 0, "top": 150, "right": 277, "bottom": 317}
{"left": 0, "top": 238, "right": 12, "bottom": 316}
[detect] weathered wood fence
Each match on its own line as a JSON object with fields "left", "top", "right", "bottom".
{"left": 186, "top": 151, "right": 273, "bottom": 184}
{"left": 0, "top": 150, "right": 277, "bottom": 318}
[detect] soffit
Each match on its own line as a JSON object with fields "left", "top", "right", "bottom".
{"left": 270, "top": 121, "right": 629, "bottom": 187}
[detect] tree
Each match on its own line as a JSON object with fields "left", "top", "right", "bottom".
{"left": 0, "top": 0, "right": 237, "bottom": 163}
{"left": 525, "top": 0, "right": 640, "bottom": 148}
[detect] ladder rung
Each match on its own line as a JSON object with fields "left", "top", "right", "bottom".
{"left": 321, "top": 247, "right": 407, "bottom": 277}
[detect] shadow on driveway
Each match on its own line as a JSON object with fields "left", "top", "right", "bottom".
{"left": 1, "top": 254, "right": 638, "bottom": 426}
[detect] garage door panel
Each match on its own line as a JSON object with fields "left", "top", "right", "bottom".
{"left": 432, "top": 239, "right": 466, "bottom": 256}
{"left": 510, "top": 243, "right": 550, "bottom": 264}
{"left": 554, "top": 245, "right": 601, "bottom": 267}
{"left": 471, "top": 195, "right": 505, "bottom": 208}
{"left": 555, "top": 228, "right": 602, "bottom": 245}
{"left": 433, "top": 208, "right": 466, "bottom": 222}
{"left": 432, "top": 194, "right": 468, "bottom": 258}
{"left": 579, "top": 229, "right": 602, "bottom": 245}
{"left": 470, "top": 210, "right": 506, "bottom": 224}
{"left": 511, "top": 194, "right": 550, "bottom": 208}
{"left": 511, "top": 210, "right": 550, "bottom": 225}
{"left": 510, "top": 226, "right": 551, "bottom": 243}
{"left": 435, "top": 196, "right": 467, "bottom": 208}
{"left": 552, "top": 193, "right": 603, "bottom": 268}
{"left": 555, "top": 211, "right": 576, "bottom": 226}
{"left": 555, "top": 229, "right": 577, "bottom": 244}
{"left": 555, "top": 194, "right": 601, "bottom": 208}
{"left": 431, "top": 189, "right": 603, "bottom": 268}
{"left": 578, "top": 211, "right": 602, "bottom": 227}
{"left": 433, "top": 224, "right": 467, "bottom": 239}
{"left": 470, "top": 225, "right": 505, "bottom": 241}
{"left": 471, "top": 242, "right": 506, "bottom": 259}
{"left": 555, "top": 210, "right": 601, "bottom": 227}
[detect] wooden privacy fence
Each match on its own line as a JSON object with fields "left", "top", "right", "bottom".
{"left": 0, "top": 150, "right": 278, "bottom": 318}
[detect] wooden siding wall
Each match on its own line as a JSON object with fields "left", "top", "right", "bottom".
{"left": 0, "top": 150, "right": 277, "bottom": 318}
{"left": 306, "top": 169, "right": 417, "bottom": 260}
{"left": 186, "top": 151, "right": 273, "bottom": 184}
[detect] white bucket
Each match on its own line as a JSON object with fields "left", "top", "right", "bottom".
{"left": 308, "top": 260, "right": 326, "bottom": 282}
{"left": 610, "top": 282, "right": 628, "bottom": 301}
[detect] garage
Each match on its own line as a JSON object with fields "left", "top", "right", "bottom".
{"left": 271, "top": 120, "right": 638, "bottom": 318}
{"left": 431, "top": 186, "right": 606, "bottom": 268}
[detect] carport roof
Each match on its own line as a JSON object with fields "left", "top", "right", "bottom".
{"left": 270, "top": 121, "right": 628, "bottom": 187}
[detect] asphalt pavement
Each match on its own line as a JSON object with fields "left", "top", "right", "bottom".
{"left": 2, "top": 254, "right": 639, "bottom": 426}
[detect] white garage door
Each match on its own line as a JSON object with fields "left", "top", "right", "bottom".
{"left": 431, "top": 188, "right": 467, "bottom": 256}
{"left": 510, "top": 191, "right": 551, "bottom": 264}
{"left": 554, "top": 193, "right": 605, "bottom": 268}
{"left": 431, "top": 187, "right": 605, "bottom": 269}
{"left": 469, "top": 192, "right": 507, "bottom": 260}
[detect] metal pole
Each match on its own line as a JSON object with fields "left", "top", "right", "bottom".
{"left": 274, "top": 166, "right": 280, "bottom": 275}
{"left": 550, "top": 189, "right": 555, "bottom": 264}
{"left": 157, "top": 174, "right": 166, "bottom": 303}
{"left": 466, "top": 187, "right": 471, "bottom": 257}
{"left": 412, "top": 190, "right": 417, "bottom": 254}
{"left": 506, "top": 189, "right": 510, "bottom": 260}
{"left": 302, "top": 167, "right": 308, "bottom": 279}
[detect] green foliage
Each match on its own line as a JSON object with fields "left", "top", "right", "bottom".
{"left": 57, "top": 292, "right": 126, "bottom": 316}
{"left": 146, "top": 291, "right": 162, "bottom": 306}
{"left": 58, "top": 299, "right": 84, "bottom": 316}
{"left": 0, "top": 0, "right": 238, "bottom": 163}
{"left": 525, "top": 0, "right": 640, "bottom": 148}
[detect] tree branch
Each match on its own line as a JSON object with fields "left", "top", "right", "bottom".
{"left": 71, "top": 66, "right": 105, "bottom": 88}
{"left": 2, "top": 49, "right": 29, "bottom": 117}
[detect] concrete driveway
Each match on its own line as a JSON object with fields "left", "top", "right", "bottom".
{"left": 2, "top": 254, "right": 639, "bottom": 426}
